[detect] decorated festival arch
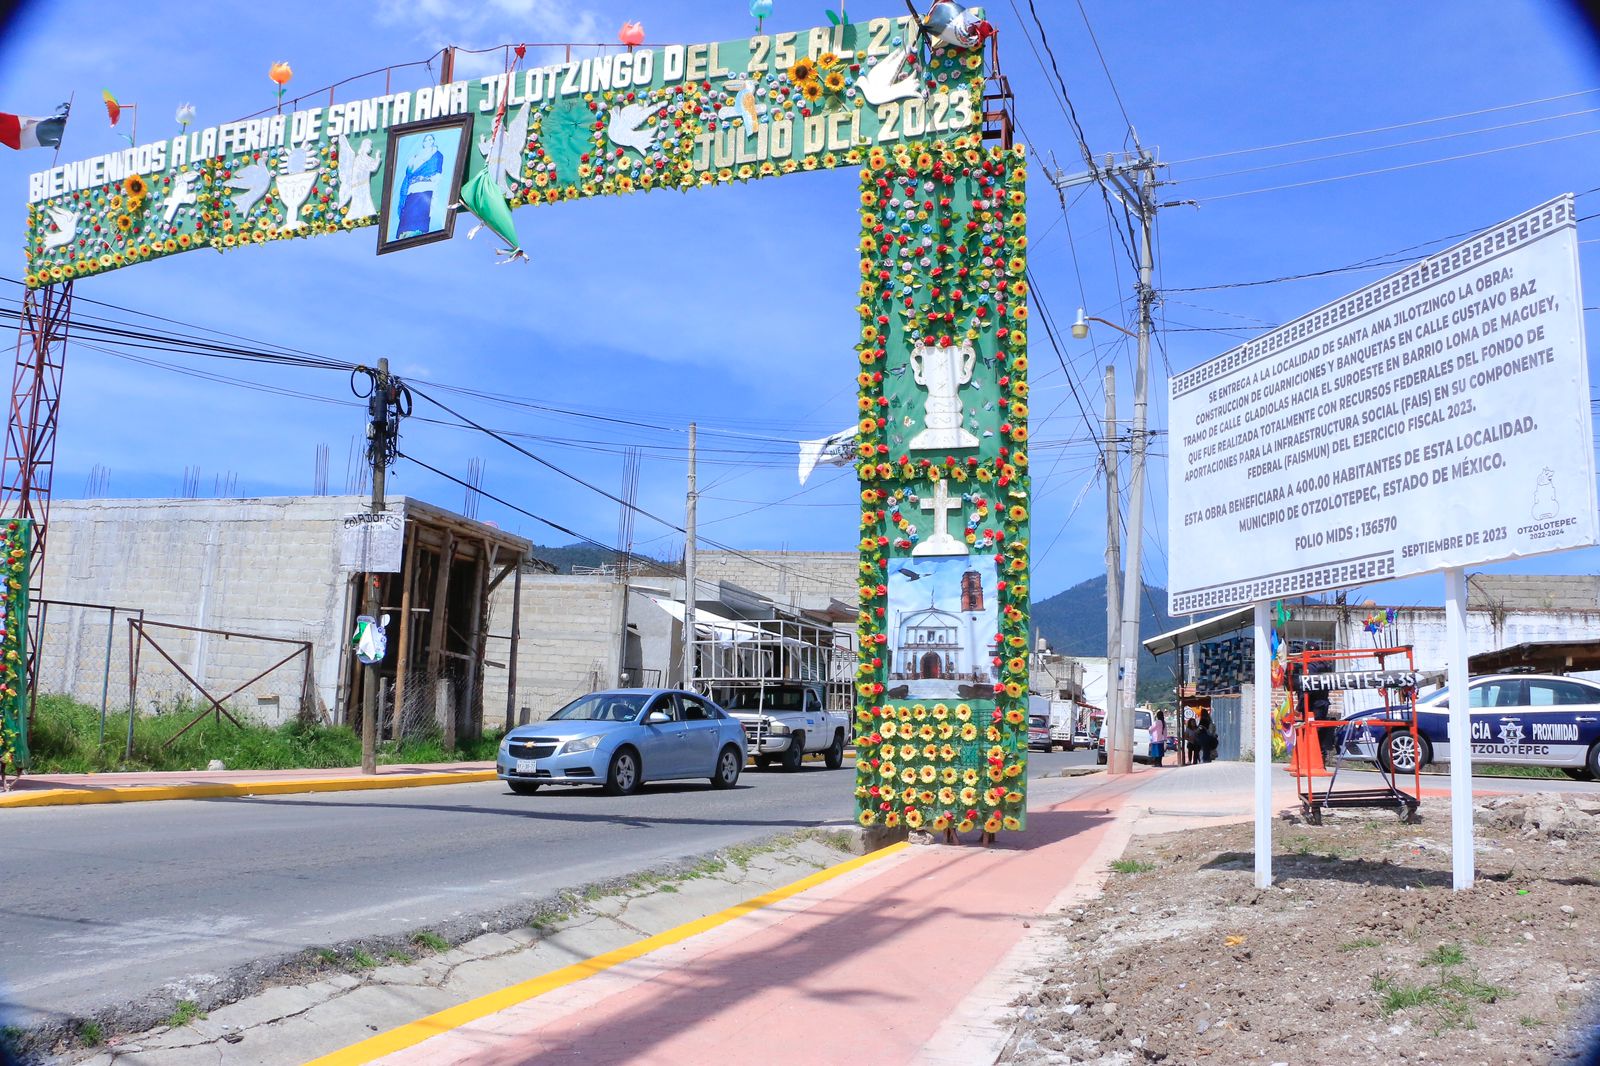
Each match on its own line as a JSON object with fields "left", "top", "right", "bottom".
{"left": 13, "top": 9, "right": 1033, "bottom": 836}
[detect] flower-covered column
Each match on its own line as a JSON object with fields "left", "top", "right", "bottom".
{"left": 854, "top": 139, "right": 1030, "bottom": 840}
{"left": 0, "top": 520, "right": 32, "bottom": 775}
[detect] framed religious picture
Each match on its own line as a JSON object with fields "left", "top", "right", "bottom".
{"left": 376, "top": 114, "right": 473, "bottom": 255}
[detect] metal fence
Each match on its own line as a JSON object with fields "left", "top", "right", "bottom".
{"left": 31, "top": 598, "right": 145, "bottom": 747}
{"left": 128, "top": 619, "right": 317, "bottom": 745}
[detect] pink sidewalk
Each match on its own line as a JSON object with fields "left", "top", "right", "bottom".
{"left": 5, "top": 761, "right": 494, "bottom": 793}
{"left": 378, "top": 771, "right": 1158, "bottom": 1066}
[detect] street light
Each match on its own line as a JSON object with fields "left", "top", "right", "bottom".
{"left": 1073, "top": 308, "right": 1137, "bottom": 340}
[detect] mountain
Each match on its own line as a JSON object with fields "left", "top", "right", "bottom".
{"left": 1031, "top": 575, "right": 1180, "bottom": 705}
{"left": 530, "top": 543, "right": 670, "bottom": 574}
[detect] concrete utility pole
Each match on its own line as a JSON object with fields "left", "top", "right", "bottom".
{"left": 359, "top": 357, "right": 390, "bottom": 775}
{"left": 1113, "top": 150, "right": 1157, "bottom": 751}
{"left": 681, "top": 422, "right": 697, "bottom": 690}
{"left": 1103, "top": 364, "right": 1125, "bottom": 773}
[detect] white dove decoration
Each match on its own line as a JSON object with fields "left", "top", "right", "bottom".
{"left": 477, "top": 105, "right": 530, "bottom": 192}
{"left": 226, "top": 162, "right": 273, "bottom": 216}
{"left": 158, "top": 171, "right": 200, "bottom": 224}
{"left": 606, "top": 99, "right": 666, "bottom": 156}
{"left": 717, "top": 77, "right": 763, "bottom": 135}
{"left": 41, "top": 206, "right": 78, "bottom": 251}
{"left": 859, "top": 47, "right": 924, "bottom": 106}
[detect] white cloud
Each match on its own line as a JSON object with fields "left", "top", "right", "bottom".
{"left": 375, "top": 0, "right": 604, "bottom": 60}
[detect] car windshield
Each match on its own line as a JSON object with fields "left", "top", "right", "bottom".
{"left": 1135, "top": 710, "right": 1152, "bottom": 729}
{"left": 723, "top": 687, "right": 805, "bottom": 711}
{"left": 1029, "top": 715, "right": 1048, "bottom": 728}
{"left": 550, "top": 693, "right": 649, "bottom": 722}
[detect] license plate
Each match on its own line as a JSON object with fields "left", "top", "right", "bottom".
{"left": 516, "top": 759, "right": 539, "bottom": 774}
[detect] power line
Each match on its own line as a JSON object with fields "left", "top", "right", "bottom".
{"left": 1167, "top": 86, "right": 1600, "bottom": 166}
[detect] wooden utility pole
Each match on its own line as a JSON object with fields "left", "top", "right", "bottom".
{"left": 359, "top": 357, "right": 390, "bottom": 775}
{"left": 681, "top": 423, "right": 697, "bottom": 689}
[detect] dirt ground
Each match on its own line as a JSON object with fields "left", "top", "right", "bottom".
{"left": 1005, "top": 791, "right": 1600, "bottom": 1065}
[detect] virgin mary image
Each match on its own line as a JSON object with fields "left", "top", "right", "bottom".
{"left": 395, "top": 134, "right": 444, "bottom": 239}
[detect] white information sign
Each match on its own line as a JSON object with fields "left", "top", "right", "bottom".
{"left": 340, "top": 511, "right": 404, "bottom": 573}
{"left": 1169, "top": 195, "right": 1597, "bottom": 614}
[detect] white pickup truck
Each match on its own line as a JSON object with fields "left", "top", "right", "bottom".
{"left": 718, "top": 682, "right": 848, "bottom": 772}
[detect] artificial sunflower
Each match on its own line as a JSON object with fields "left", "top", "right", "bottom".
{"left": 824, "top": 70, "right": 846, "bottom": 93}
{"left": 114, "top": 214, "right": 133, "bottom": 232}
{"left": 818, "top": 51, "right": 840, "bottom": 69}
{"left": 800, "top": 80, "right": 823, "bottom": 102}
{"left": 789, "top": 57, "right": 819, "bottom": 84}
{"left": 123, "top": 174, "right": 147, "bottom": 198}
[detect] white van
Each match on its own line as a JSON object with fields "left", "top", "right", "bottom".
{"left": 1095, "top": 708, "right": 1157, "bottom": 765}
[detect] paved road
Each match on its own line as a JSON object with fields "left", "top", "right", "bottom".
{"left": 0, "top": 750, "right": 1095, "bottom": 1027}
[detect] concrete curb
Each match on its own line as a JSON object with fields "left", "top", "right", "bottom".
{"left": 0, "top": 769, "right": 499, "bottom": 808}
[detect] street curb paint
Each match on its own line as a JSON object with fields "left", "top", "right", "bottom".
{"left": 0, "top": 769, "right": 498, "bottom": 808}
{"left": 303, "top": 840, "right": 912, "bottom": 1066}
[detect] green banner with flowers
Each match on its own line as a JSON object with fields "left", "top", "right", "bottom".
{"left": 854, "top": 139, "right": 1030, "bottom": 838}
{"left": 23, "top": 15, "right": 988, "bottom": 286}
{"left": 0, "top": 519, "right": 30, "bottom": 774}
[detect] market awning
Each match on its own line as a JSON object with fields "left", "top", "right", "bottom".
{"left": 1142, "top": 605, "right": 1253, "bottom": 657}
{"left": 647, "top": 597, "right": 763, "bottom": 638}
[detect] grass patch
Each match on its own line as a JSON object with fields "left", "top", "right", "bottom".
{"left": 78, "top": 1020, "right": 103, "bottom": 1046}
{"left": 1520, "top": 1015, "right": 1544, "bottom": 1028}
{"left": 409, "top": 931, "right": 449, "bottom": 953}
{"left": 1338, "top": 936, "right": 1380, "bottom": 952}
{"left": 384, "top": 948, "right": 413, "bottom": 963}
{"left": 1110, "top": 858, "right": 1155, "bottom": 875}
{"left": 1371, "top": 944, "right": 1508, "bottom": 1033}
{"left": 24, "top": 694, "right": 502, "bottom": 774}
{"left": 314, "top": 948, "right": 338, "bottom": 965}
{"left": 165, "top": 1001, "right": 206, "bottom": 1028}
{"left": 349, "top": 949, "right": 377, "bottom": 970}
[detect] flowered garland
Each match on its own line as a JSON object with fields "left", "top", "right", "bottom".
{"left": 0, "top": 520, "right": 30, "bottom": 775}
{"left": 853, "top": 138, "right": 1030, "bottom": 838}
{"left": 25, "top": 24, "right": 987, "bottom": 287}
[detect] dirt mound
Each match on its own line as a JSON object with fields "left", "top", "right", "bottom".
{"left": 1004, "top": 791, "right": 1600, "bottom": 1065}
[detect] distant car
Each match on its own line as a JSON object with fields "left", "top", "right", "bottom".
{"left": 1028, "top": 713, "right": 1052, "bottom": 752}
{"left": 497, "top": 688, "right": 748, "bottom": 796}
{"left": 1096, "top": 709, "right": 1156, "bottom": 765}
{"left": 1340, "top": 673, "right": 1600, "bottom": 780}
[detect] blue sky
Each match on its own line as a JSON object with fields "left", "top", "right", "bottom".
{"left": 1, "top": 0, "right": 1598, "bottom": 611}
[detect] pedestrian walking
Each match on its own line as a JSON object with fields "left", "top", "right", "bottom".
{"left": 1198, "top": 709, "right": 1218, "bottom": 763}
{"left": 1184, "top": 715, "right": 1200, "bottom": 765}
{"left": 1148, "top": 710, "right": 1167, "bottom": 766}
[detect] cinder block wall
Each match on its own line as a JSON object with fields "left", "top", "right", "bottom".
{"left": 483, "top": 572, "right": 624, "bottom": 727}
{"left": 38, "top": 497, "right": 362, "bottom": 720}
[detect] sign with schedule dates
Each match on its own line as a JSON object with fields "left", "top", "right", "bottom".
{"left": 1167, "top": 195, "right": 1597, "bottom": 615}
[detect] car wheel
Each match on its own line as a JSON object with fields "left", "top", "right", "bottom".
{"left": 756, "top": 755, "right": 774, "bottom": 770}
{"left": 1562, "top": 767, "right": 1594, "bottom": 782}
{"left": 1096, "top": 751, "right": 1107, "bottom": 765}
{"left": 824, "top": 730, "right": 845, "bottom": 770}
{"left": 1380, "top": 731, "right": 1432, "bottom": 775}
{"left": 507, "top": 780, "right": 541, "bottom": 795}
{"left": 781, "top": 731, "right": 806, "bottom": 772}
{"left": 604, "top": 747, "right": 641, "bottom": 796}
{"left": 711, "top": 745, "right": 742, "bottom": 789}
{"left": 1587, "top": 741, "right": 1600, "bottom": 781}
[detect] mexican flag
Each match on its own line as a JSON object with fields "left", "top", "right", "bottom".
{"left": 0, "top": 103, "right": 69, "bottom": 151}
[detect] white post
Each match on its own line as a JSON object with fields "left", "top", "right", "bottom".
{"left": 1253, "top": 600, "right": 1272, "bottom": 889}
{"left": 1443, "top": 567, "right": 1474, "bottom": 889}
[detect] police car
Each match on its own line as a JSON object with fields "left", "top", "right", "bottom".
{"left": 1339, "top": 673, "right": 1600, "bottom": 780}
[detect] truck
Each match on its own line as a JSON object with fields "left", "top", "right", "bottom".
{"left": 716, "top": 681, "right": 850, "bottom": 772}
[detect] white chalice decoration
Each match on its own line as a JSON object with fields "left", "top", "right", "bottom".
{"left": 908, "top": 341, "right": 980, "bottom": 450}
{"left": 274, "top": 142, "right": 319, "bottom": 231}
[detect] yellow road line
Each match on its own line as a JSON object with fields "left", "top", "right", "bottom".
{"left": 0, "top": 770, "right": 498, "bottom": 808}
{"left": 305, "top": 840, "right": 911, "bottom": 1066}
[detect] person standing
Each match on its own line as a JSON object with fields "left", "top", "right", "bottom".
{"left": 1198, "top": 709, "right": 1218, "bottom": 763}
{"left": 1184, "top": 715, "right": 1200, "bottom": 766}
{"left": 1148, "top": 710, "right": 1167, "bottom": 766}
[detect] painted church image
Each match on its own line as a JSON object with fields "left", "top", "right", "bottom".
{"left": 886, "top": 556, "right": 1000, "bottom": 699}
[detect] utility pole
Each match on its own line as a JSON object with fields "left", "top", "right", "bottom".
{"left": 1054, "top": 146, "right": 1161, "bottom": 774}
{"left": 681, "top": 422, "right": 697, "bottom": 690}
{"left": 1103, "top": 364, "right": 1127, "bottom": 774}
{"left": 351, "top": 358, "right": 406, "bottom": 775}
{"left": 1112, "top": 150, "right": 1157, "bottom": 749}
